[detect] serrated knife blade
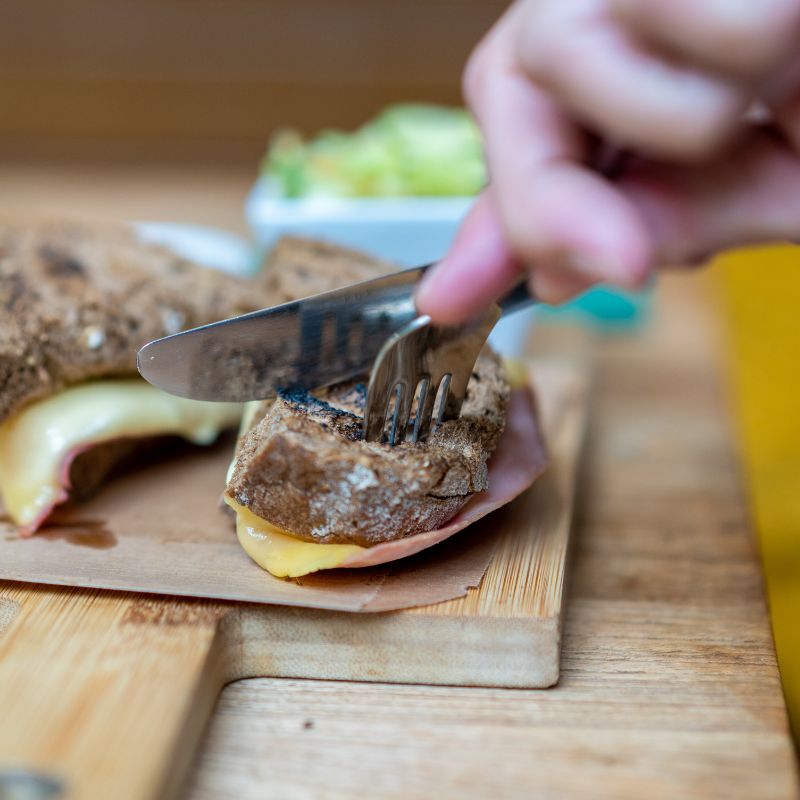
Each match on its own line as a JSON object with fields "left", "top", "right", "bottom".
{"left": 136, "top": 265, "right": 426, "bottom": 402}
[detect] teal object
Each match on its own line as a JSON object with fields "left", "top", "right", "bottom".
{"left": 538, "top": 284, "right": 653, "bottom": 328}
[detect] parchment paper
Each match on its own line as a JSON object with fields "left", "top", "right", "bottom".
{"left": 0, "top": 366, "right": 563, "bottom": 612}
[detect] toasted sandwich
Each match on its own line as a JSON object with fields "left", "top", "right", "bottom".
{"left": 0, "top": 218, "right": 276, "bottom": 532}
{"left": 223, "top": 239, "right": 544, "bottom": 579}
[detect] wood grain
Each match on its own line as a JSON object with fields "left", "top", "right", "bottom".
{"left": 185, "top": 274, "right": 800, "bottom": 800}
{"left": 0, "top": 360, "right": 585, "bottom": 799}
{"left": 0, "top": 164, "right": 794, "bottom": 800}
{"left": 0, "top": 0, "right": 507, "bottom": 161}
{"left": 0, "top": 586, "right": 228, "bottom": 800}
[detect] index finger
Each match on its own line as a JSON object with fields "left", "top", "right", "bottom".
{"left": 466, "top": 4, "right": 652, "bottom": 289}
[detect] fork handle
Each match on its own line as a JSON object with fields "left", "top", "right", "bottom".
{"left": 498, "top": 280, "right": 538, "bottom": 317}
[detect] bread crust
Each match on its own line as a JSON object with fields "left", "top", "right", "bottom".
{"left": 226, "top": 348, "right": 509, "bottom": 546}
{"left": 0, "top": 218, "right": 276, "bottom": 422}
{"left": 262, "top": 236, "right": 397, "bottom": 303}
{"left": 0, "top": 220, "right": 510, "bottom": 545}
{"left": 227, "top": 237, "right": 510, "bottom": 547}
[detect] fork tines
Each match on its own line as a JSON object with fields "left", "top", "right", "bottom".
{"left": 363, "top": 306, "right": 501, "bottom": 446}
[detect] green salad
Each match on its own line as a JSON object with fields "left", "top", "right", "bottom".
{"left": 263, "top": 104, "right": 486, "bottom": 199}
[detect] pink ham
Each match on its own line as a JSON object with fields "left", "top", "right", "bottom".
{"left": 16, "top": 443, "right": 96, "bottom": 536}
{"left": 340, "top": 387, "right": 548, "bottom": 569}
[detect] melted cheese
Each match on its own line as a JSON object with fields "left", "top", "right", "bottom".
{"left": 225, "top": 497, "right": 364, "bottom": 578}
{"left": 0, "top": 380, "right": 242, "bottom": 530}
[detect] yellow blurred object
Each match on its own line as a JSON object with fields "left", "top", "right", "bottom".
{"left": 503, "top": 357, "right": 530, "bottom": 390}
{"left": 716, "top": 245, "right": 800, "bottom": 740}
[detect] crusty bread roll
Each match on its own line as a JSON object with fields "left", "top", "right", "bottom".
{"left": 0, "top": 217, "right": 276, "bottom": 422}
{"left": 225, "top": 238, "right": 509, "bottom": 547}
{"left": 0, "top": 217, "right": 284, "bottom": 516}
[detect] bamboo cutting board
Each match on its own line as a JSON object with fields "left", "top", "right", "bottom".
{"left": 0, "top": 360, "right": 588, "bottom": 800}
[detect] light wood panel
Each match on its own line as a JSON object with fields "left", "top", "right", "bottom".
{"left": 0, "top": 163, "right": 794, "bottom": 800}
{"left": 184, "top": 674, "right": 796, "bottom": 800}
{"left": 0, "top": 0, "right": 507, "bottom": 160}
{"left": 0, "top": 586, "right": 228, "bottom": 800}
{"left": 0, "top": 359, "right": 586, "bottom": 799}
{"left": 185, "top": 273, "right": 800, "bottom": 800}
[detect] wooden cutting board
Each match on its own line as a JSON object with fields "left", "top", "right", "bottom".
{"left": 0, "top": 359, "right": 588, "bottom": 800}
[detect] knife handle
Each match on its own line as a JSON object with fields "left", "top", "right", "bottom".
{"left": 498, "top": 280, "right": 537, "bottom": 317}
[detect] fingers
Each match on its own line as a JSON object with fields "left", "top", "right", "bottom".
{"left": 619, "top": 130, "right": 800, "bottom": 264}
{"left": 516, "top": 0, "right": 749, "bottom": 160}
{"left": 612, "top": 0, "right": 800, "bottom": 78}
{"left": 428, "top": 0, "right": 800, "bottom": 326}
{"left": 464, "top": 3, "right": 653, "bottom": 296}
{"left": 415, "top": 192, "right": 522, "bottom": 324}
{"left": 424, "top": 128, "right": 800, "bottom": 324}
{"left": 419, "top": 2, "right": 643, "bottom": 324}
{"left": 492, "top": 158, "right": 652, "bottom": 283}
{"left": 415, "top": 187, "right": 601, "bottom": 322}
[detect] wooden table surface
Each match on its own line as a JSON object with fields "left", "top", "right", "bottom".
{"left": 1, "top": 162, "right": 797, "bottom": 799}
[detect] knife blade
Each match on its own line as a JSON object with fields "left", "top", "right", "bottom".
{"left": 137, "top": 265, "right": 426, "bottom": 402}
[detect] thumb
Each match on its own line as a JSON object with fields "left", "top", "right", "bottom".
{"left": 415, "top": 191, "right": 523, "bottom": 324}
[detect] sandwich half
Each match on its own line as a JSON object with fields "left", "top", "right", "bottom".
{"left": 224, "top": 239, "right": 544, "bottom": 578}
{"left": 0, "top": 218, "right": 279, "bottom": 532}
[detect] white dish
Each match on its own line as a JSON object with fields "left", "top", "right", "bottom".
{"left": 245, "top": 178, "right": 475, "bottom": 268}
{"left": 134, "top": 221, "right": 257, "bottom": 277}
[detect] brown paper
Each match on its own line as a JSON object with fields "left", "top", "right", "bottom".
{"left": 0, "top": 368, "right": 559, "bottom": 613}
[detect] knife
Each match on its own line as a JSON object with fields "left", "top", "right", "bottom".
{"left": 137, "top": 265, "right": 534, "bottom": 402}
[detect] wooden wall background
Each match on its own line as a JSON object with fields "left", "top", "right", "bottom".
{"left": 0, "top": 0, "right": 507, "bottom": 163}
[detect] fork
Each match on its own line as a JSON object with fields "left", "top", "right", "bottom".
{"left": 363, "top": 281, "right": 536, "bottom": 445}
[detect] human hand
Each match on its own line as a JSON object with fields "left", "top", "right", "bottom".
{"left": 417, "top": 0, "right": 800, "bottom": 323}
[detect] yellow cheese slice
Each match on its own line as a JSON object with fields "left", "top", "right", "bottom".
{"left": 0, "top": 380, "right": 242, "bottom": 529}
{"left": 225, "top": 497, "right": 364, "bottom": 578}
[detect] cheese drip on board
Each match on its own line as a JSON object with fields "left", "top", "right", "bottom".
{"left": 225, "top": 497, "right": 364, "bottom": 578}
{"left": 0, "top": 380, "right": 242, "bottom": 533}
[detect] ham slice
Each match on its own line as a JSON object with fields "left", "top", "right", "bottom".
{"left": 339, "top": 387, "right": 548, "bottom": 568}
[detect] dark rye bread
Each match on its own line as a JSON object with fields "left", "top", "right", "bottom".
{"left": 226, "top": 350, "right": 508, "bottom": 546}
{"left": 0, "top": 218, "right": 277, "bottom": 423}
{"left": 262, "top": 235, "right": 396, "bottom": 302}
{"left": 226, "top": 239, "right": 509, "bottom": 547}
